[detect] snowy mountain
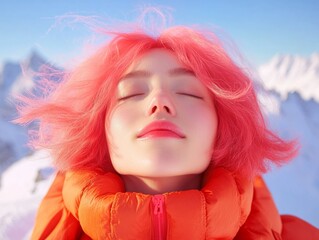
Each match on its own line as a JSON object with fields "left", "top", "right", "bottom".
{"left": 263, "top": 91, "right": 319, "bottom": 226}
{"left": 0, "top": 50, "right": 59, "bottom": 175}
{"left": 258, "top": 53, "right": 319, "bottom": 101}
{"left": 0, "top": 52, "right": 318, "bottom": 239}
{"left": 257, "top": 53, "right": 319, "bottom": 228}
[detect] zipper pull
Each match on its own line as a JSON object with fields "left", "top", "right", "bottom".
{"left": 151, "top": 194, "right": 167, "bottom": 240}
{"left": 152, "top": 194, "right": 164, "bottom": 214}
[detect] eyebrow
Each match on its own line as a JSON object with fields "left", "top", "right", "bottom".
{"left": 120, "top": 67, "right": 196, "bottom": 80}
{"left": 169, "top": 67, "right": 196, "bottom": 76}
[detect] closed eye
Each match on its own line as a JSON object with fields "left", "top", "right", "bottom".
{"left": 118, "top": 93, "right": 144, "bottom": 101}
{"left": 177, "top": 92, "right": 203, "bottom": 99}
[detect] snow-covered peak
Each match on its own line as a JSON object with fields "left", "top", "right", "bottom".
{"left": 310, "top": 52, "right": 319, "bottom": 63}
{"left": 0, "top": 62, "right": 21, "bottom": 91}
{"left": 258, "top": 53, "right": 319, "bottom": 102}
{"left": 23, "top": 49, "right": 49, "bottom": 71}
{"left": 2, "top": 50, "right": 62, "bottom": 101}
{"left": 0, "top": 50, "right": 60, "bottom": 168}
{"left": 0, "top": 49, "right": 52, "bottom": 98}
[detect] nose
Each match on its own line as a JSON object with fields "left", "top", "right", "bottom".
{"left": 147, "top": 91, "right": 176, "bottom": 116}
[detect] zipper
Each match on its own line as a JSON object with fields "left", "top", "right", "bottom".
{"left": 151, "top": 194, "right": 167, "bottom": 240}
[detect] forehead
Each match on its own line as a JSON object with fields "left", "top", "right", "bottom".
{"left": 124, "top": 49, "right": 186, "bottom": 75}
{"left": 119, "top": 49, "right": 199, "bottom": 84}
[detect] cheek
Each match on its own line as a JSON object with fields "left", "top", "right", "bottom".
{"left": 107, "top": 104, "right": 140, "bottom": 142}
{"left": 183, "top": 101, "right": 217, "bottom": 126}
{"left": 183, "top": 101, "right": 218, "bottom": 147}
{"left": 106, "top": 106, "right": 138, "bottom": 170}
{"left": 194, "top": 106, "right": 218, "bottom": 170}
{"left": 205, "top": 106, "right": 218, "bottom": 140}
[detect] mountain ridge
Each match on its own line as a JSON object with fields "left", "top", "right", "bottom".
{"left": 258, "top": 52, "right": 319, "bottom": 102}
{"left": 0, "top": 50, "right": 58, "bottom": 174}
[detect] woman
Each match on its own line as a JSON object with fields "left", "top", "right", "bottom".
{"left": 16, "top": 25, "right": 319, "bottom": 239}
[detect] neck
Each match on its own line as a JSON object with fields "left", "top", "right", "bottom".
{"left": 121, "top": 174, "right": 202, "bottom": 194}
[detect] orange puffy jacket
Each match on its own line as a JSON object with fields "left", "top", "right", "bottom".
{"left": 31, "top": 168, "right": 319, "bottom": 239}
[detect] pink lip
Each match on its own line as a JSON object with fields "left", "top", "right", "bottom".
{"left": 137, "top": 120, "right": 185, "bottom": 139}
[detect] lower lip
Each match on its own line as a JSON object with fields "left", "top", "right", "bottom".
{"left": 138, "top": 130, "right": 183, "bottom": 139}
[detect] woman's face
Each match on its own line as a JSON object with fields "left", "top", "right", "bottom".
{"left": 106, "top": 49, "right": 218, "bottom": 178}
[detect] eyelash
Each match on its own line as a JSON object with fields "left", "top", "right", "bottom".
{"left": 118, "top": 92, "right": 203, "bottom": 101}
{"left": 177, "top": 93, "right": 203, "bottom": 99}
{"left": 118, "top": 93, "right": 144, "bottom": 101}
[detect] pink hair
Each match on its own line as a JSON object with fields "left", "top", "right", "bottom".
{"left": 15, "top": 26, "right": 298, "bottom": 177}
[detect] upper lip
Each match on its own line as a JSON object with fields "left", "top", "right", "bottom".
{"left": 137, "top": 120, "right": 186, "bottom": 138}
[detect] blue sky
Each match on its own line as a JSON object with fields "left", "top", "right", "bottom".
{"left": 1, "top": 0, "right": 318, "bottom": 66}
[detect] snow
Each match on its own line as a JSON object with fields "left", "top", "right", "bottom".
{"left": 259, "top": 57, "right": 319, "bottom": 228}
{"left": 0, "top": 150, "right": 55, "bottom": 239}
{"left": 258, "top": 53, "right": 319, "bottom": 101}
{"left": 0, "top": 198, "right": 43, "bottom": 240}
